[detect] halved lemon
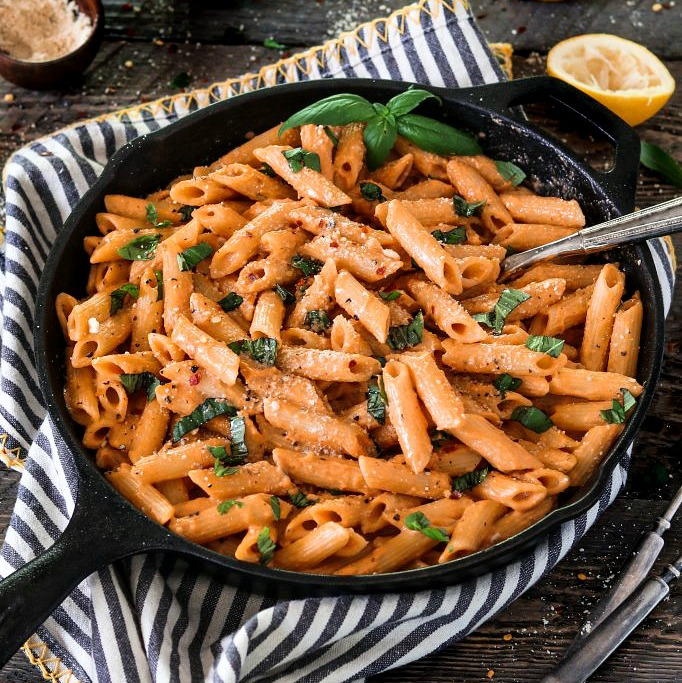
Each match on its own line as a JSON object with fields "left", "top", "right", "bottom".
{"left": 547, "top": 34, "right": 675, "bottom": 126}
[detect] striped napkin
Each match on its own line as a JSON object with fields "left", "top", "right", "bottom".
{"left": 0, "top": 0, "right": 675, "bottom": 681}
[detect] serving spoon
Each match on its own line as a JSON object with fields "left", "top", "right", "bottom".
{"left": 502, "top": 194, "right": 682, "bottom": 277}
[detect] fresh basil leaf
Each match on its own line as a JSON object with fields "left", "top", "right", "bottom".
{"left": 229, "top": 415, "right": 249, "bottom": 460}
{"left": 511, "top": 406, "right": 553, "bottom": 433}
{"left": 270, "top": 495, "right": 281, "bottom": 520}
{"left": 291, "top": 254, "right": 323, "bottom": 277}
{"left": 208, "top": 445, "right": 228, "bottom": 460}
{"left": 431, "top": 226, "right": 466, "bottom": 245}
{"left": 218, "top": 292, "right": 243, "bottom": 312}
{"left": 208, "top": 444, "right": 245, "bottom": 467}
{"left": 404, "top": 511, "right": 449, "bottom": 543}
{"left": 473, "top": 288, "right": 530, "bottom": 334}
{"left": 601, "top": 388, "right": 637, "bottom": 424}
{"left": 453, "top": 195, "right": 486, "bottom": 217}
{"left": 229, "top": 338, "right": 278, "bottom": 366}
{"left": 110, "top": 283, "right": 139, "bottom": 314}
{"left": 214, "top": 462, "right": 240, "bottom": 477}
{"left": 289, "top": 492, "right": 316, "bottom": 508}
{"left": 177, "top": 242, "right": 213, "bottom": 271}
{"left": 495, "top": 160, "right": 526, "bottom": 186}
{"left": 327, "top": 489, "right": 345, "bottom": 496}
{"left": 525, "top": 335, "right": 565, "bottom": 358}
{"left": 367, "top": 378, "right": 388, "bottom": 424}
{"left": 179, "top": 205, "right": 194, "bottom": 222}
{"left": 263, "top": 37, "right": 286, "bottom": 49}
{"left": 217, "top": 499, "right": 244, "bottom": 514}
{"left": 363, "top": 113, "right": 398, "bottom": 169}
{"left": 396, "top": 113, "right": 481, "bottom": 156}
{"left": 257, "top": 527, "right": 276, "bottom": 564}
{"left": 640, "top": 141, "right": 682, "bottom": 188}
{"left": 492, "top": 373, "right": 521, "bottom": 399}
{"left": 451, "top": 467, "right": 490, "bottom": 492}
{"left": 146, "top": 203, "right": 172, "bottom": 228}
{"left": 117, "top": 233, "right": 162, "bottom": 261}
{"left": 170, "top": 71, "right": 191, "bottom": 89}
{"left": 359, "top": 181, "right": 386, "bottom": 202}
{"left": 279, "top": 93, "right": 376, "bottom": 134}
{"left": 154, "top": 269, "right": 163, "bottom": 301}
{"left": 386, "top": 87, "right": 441, "bottom": 118}
{"left": 304, "top": 310, "right": 331, "bottom": 333}
{"left": 323, "top": 126, "right": 339, "bottom": 146}
{"left": 378, "top": 290, "right": 401, "bottom": 301}
{"left": 259, "top": 163, "right": 277, "bottom": 177}
{"left": 172, "top": 398, "right": 237, "bottom": 442}
{"left": 387, "top": 311, "right": 424, "bottom": 351}
{"left": 282, "top": 147, "right": 321, "bottom": 173}
{"left": 119, "top": 371, "right": 160, "bottom": 402}
{"left": 430, "top": 429, "right": 453, "bottom": 450}
{"left": 274, "top": 284, "right": 295, "bottom": 304}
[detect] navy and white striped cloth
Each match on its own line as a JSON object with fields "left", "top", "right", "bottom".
{"left": 0, "top": 1, "right": 675, "bottom": 681}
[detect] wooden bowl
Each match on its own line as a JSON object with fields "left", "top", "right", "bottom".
{"left": 0, "top": 0, "right": 103, "bottom": 90}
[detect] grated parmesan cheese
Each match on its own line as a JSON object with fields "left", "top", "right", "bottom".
{"left": 0, "top": 0, "right": 93, "bottom": 63}
{"left": 87, "top": 317, "right": 100, "bottom": 334}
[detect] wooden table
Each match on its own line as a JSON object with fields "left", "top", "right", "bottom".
{"left": 0, "top": 1, "right": 680, "bottom": 681}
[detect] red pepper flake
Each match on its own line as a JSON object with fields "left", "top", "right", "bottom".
{"left": 189, "top": 373, "right": 200, "bottom": 386}
{"left": 516, "top": 25, "right": 527, "bottom": 34}
{"left": 376, "top": 266, "right": 386, "bottom": 276}
{"left": 330, "top": 241, "right": 339, "bottom": 248}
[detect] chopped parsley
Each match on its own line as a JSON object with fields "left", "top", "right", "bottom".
{"left": 270, "top": 495, "right": 281, "bottom": 520}
{"left": 289, "top": 492, "right": 316, "bottom": 508}
{"left": 257, "top": 527, "right": 277, "bottom": 564}
{"left": 217, "top": 499, "right": 244, "bottom": 514}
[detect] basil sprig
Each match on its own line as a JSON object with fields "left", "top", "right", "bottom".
{"left": 495, "top": 160, "right": 526, "bottom": 186}
{"left": 367, "top": 377, "right": 388, "bottom": 424}
{"left": 110, "top": 283, "right": 139, "bottom": 314}
{"left": 640, "top": 141, "right": 682, "bottom": 187}
{"left": 117, "top": 233, "right": 161, "bottom": 261}
{"left": 304, "top": 310, "right": 331, "bottom": 333}
{"left": 177, "top": 242, "right": 213, "bottom": 271}
{"left": 218, "top": 292, "right": 243, "bottom": 312}
{"left": 453, "top": 195, "right": 485, "bottom": 217}
{"left": 387, "top": 311, "right": 424, "bottom": 351}
{"left": 404, "top": 511, "right": 449, "bottom": 542}
{"left": 120, "top": 371, "right": 161, "bottom": 402}
{"left": 282, "top": 148, "right": 321, "bottom": 173}
{"left": 473, "top": 289, "right": 530, "bottom": 334}
{"left": 172, "top": 398, "right": 236, "bottom": 442}
{"left": 601, "top": 388, "right": 637, "bottom": 424}
{"left": 217, "top": 499, "right": 244, "bottom": 514}
{"left": 511, "top": 405, "right": 553, "bottom": 433}
{"left": 146, "top": 203, "right": 172, "bottom": 228}
{"left": 228, "top": 338, "right": 278, "bottom": 366}
{"left": 525, "top": 335, "right": 565, "bottom": 358}
{"left": 492, "top": 373, "right": 521, "bottom": 399}
{"left": 432, "top": 226, "right": 466, "bottom": 245}
{"left": 452, "top": 467, "right": 490, "bottom": 492}
{"left": 279, "top": 88, "right": 481, "bottom": 169}
{"left": 257, "top": 527, "right": 276, "bottom": 565}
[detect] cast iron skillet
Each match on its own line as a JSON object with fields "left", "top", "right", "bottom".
{"left": 0, "top": 76, "right": 664, "bottom": 665}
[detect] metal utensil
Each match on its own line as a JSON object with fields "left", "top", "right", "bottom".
{"left": 502, "top": 195, "right": 682, "bottom": 276}
{"left": 541, "top": 552, "right": 682, "bottom": 683}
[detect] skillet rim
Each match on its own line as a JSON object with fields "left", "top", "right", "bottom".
{"left": 34, "top": 77, "right": 665, "bottom": 590}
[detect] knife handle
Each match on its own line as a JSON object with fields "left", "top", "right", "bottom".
{"left": 541, "top": 577, "right": 670, "bottom": 683}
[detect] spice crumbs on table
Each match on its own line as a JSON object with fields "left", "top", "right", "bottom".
{"left": 503, "top": 633, "right": 512, "bottom": 641}
{"left": 124, "top": 60, "right": 134, "bottom": 68}
{"left": 577, "top": 572, "right": 588, "bottom": 581}
{"left": 486, "top": 670, "right": 495, "bottom": 679}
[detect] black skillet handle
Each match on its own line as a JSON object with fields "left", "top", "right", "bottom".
{"left": 476, "top": 76, "right": 641, "bottom": 213}
{"left": 0, "top": 466, "right": 170, "bottom": 667}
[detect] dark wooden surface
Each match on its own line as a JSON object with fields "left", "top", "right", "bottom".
{"left": 0, "top": 1, "right": 680, "bottom": 681}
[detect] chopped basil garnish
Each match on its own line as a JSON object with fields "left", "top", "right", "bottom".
{"left": 601, "top": 388, "right": 637, "bottom": 424}
{"left": 291, "top": 254, "right": 323, "bottom": 277}
{"left": 431, "top": 226, "right": 467, "bottom": 245}
{"left": 430, "top": 430, "right": 454, "bottom": 450}
{"left": 367, "top": 378, "right": 388, "bottom": 424}
{"left": 404, "top": 511, "right": 449, "bottom": 542}
{"left": 154, "top": 269, "right": 164, "bottom": 300}
{"left": 452, "top": 467, "right": 490, "bottom": 492}
{"left": 214, "top": 462, "right": 240, "bottom": 477}
{"left": 495, "top": 160, "right": 526, "bottom": 186}
{"left": 171, "top": 398, "right": 237, "bottom": 442}
{"left": 119, "top": 371, "right": 161, "bottom": 402}
{"left": 511, "top": 405, "right": 553, "bottom": 433}
{"left": 259, "top": 163, "right": 277, "bottom": 177}
{"left": 263, "top": 37, "right": 286, "bottom": 50}
{"left": 453, "top": 195, "right": 485, "bottom": 217}
{"left": 274, "top": 284, "right": 295, "bottom": 304}
{"left": 228, "top": 337, "right": 278, "bottom": 366}
{"left": 493, "top": 373, "right": 521, "bottom": 399}
{"left": 257, "top": 527, "right": 276, "bottom": 565}
{"left": 229, "top": 415, "right": 248, "bottom": 461}
{"left": 208, "top": 445, "right": 246, "bottom": 467}
{"left": 473, "top": 288, "right": 530, "bottom": 334}
{"left": 282, "top": 147, "right": 321, "bottom": 173}
{"left": 146, "top": 203, "right": 172, "bottom": 228}
{"left": 379, "top": 290, "right": 401, "bottom": 301}
{"left": 218, "top": 292, "right": 243, "bottom": 312}
{"left": 525, "top": 335, "right": 565, "bottom": 358}
{"left": 270, "top": 495, "right": 281, "bottom": 520}
{"left": 109, "top": 283, "right": 139, "bottom": 314}
{"left": 170, "top": 71, "right": 191, "bottom": 89}
{"left": 117, "top": 233, "right": 162, "bottom": 261}
{"left": 387, "top": 310, "right": 424, "bottom": 351}
{"left": 179, "top": 205, "right": 194, "bottom": 222}
{"left": 177, "top": 242, "right": 213, "bottom": 271}
{"left": 217, "top": 499, "right": 244, "bottom": 514}
{"left": 304, "top": 309, "right": 331, "bottom": 333}
{"left": 375, "top": 355, "right": 387, "bottom": 367}
{"left": 324, "top": 126, "right": 339, "bottom": 146}
{"left": 289, "top": 492, "right": 316, "bottom": 508}
{"left": 359, "top": 181, "right": 385, "bottom": 202}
